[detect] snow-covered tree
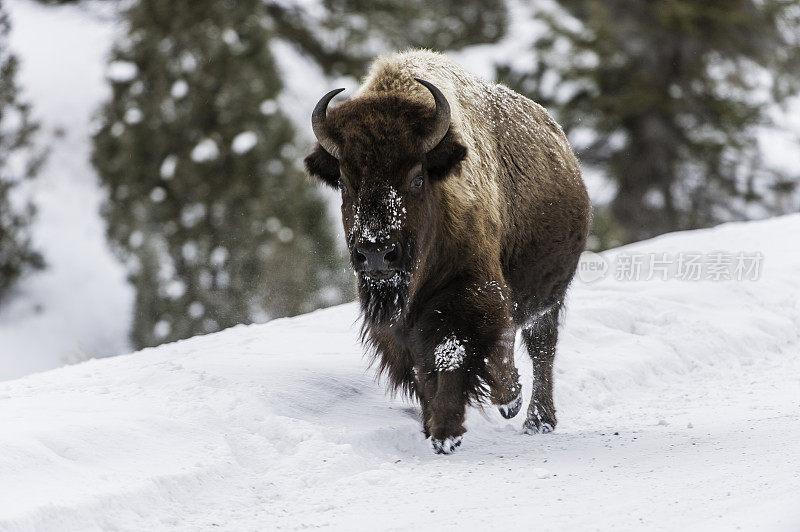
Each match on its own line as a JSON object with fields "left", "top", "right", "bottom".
{"left": 92, "top": 0, "right": 351, "bottom": 348}
{"left": 499, "top": 0, "right": 800, "bottom": 246}
{"left": 0, "top": 8, "right": 43, "bottom": 304}
{"left": 267, "top": 0, "right": 508, "bottom": 77}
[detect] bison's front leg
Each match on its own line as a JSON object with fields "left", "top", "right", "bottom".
{"left": 410, "top": 335, "right": 469, "bottom": 452}
{"left": 428, "top": 362, "right": 468, "bottom": 454}
{"left": 415, "top": 276, "right": 514, "bottom": 454}
{"left": 487, "top": 330, "right": 522, "bottom": 419}
{"left": 412, "top": 367, "right": 437, "bottom": 438}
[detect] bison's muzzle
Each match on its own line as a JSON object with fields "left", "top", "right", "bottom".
{"left": 354, "top": 240, "right": 401, "bottom": 278}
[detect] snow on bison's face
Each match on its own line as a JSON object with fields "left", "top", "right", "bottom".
{"left": 304, "top": 80, "right": 467, "bottom": 300}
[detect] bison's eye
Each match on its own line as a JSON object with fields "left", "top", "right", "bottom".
{"left": 411, "top": 175, "right": 424, "bottom": 189}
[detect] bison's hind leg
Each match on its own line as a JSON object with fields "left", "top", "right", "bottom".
{"left": 521, "top": 304, "right": 561, "bottom": 434}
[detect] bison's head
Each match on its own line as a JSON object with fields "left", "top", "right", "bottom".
{"left": 304, "top": 79, "right": 467, "bottom": 322}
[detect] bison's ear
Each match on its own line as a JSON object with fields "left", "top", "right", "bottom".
{"left": 304, "top": 144, "right": 340, "bottom": 188}
{"left": 424, "top": 129, "right": 467, "bottom": 181}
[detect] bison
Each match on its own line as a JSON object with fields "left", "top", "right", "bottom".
{"left": 305, "top": 50, "right": 590, "bottom": 454}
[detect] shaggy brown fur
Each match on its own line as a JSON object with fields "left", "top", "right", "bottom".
{"left": 305, "top": 50, "right": 590, "bottom": 453}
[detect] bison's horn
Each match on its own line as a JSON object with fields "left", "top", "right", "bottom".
{"left": 312, "top": 88, "right": 345, "bottom": 159}
{"left": 414, "top": 78, "right": 451, "bottom": 153}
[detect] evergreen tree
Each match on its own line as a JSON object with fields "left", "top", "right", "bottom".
{"left": 94, "top": 0, "right": 508, "bottom": 348}
{"left": 268, "top": 0, "right": 508, "bottom": 77}
{"left": 499, "top": 0, "right": 800, "bottom": 246}
{"left": 93, "top": 0, "right": 349, "bottom": 348}
{"left": 0, "top": 8, "right": 43, "bottom": 304}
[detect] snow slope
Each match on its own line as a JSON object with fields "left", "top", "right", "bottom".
{"left": 1, "top": 214, "right": 799, "bottom": 531}
{"left": 0, "top": 1, "right": 133, "bottom": 381}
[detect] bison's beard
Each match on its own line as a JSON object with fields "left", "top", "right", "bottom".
{"left": 357, "top": 270, "right": 409, "bottom": 326}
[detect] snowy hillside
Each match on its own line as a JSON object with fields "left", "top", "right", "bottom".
{"left": 1, "top": 215, "right": 799, "bottom": 531}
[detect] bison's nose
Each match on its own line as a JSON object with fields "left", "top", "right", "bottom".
{"left": 355, "top": 241, "right": 399, "bottom": 273}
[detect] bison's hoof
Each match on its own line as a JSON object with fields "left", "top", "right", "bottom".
{"left": 431, "top": 435, "right": 462, "bottom": 454}
{"left": 522, "top": 418, "right": 554, "bottom": 435}
{"left": 497, "top": 393, "right": 523, "bottom": 419}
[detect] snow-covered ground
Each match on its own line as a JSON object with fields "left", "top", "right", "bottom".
{"left": 1, "top": 214, "right": 798, "bottom": 531}
{"left": 0, "top": 1, "right": 132, "bottom": 381}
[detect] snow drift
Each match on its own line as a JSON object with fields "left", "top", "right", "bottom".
{"left": 1, "top": 215, "right": 799, "bottom": 531}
